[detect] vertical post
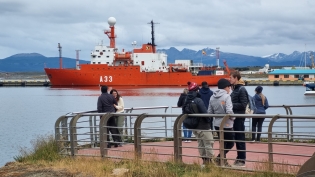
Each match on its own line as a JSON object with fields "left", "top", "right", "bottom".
{"left": 89, "top": 116, "right": 94, "bottom": 147}
{"left": 219, "top": 115, "right": 230, "bottom": 166}
{"left": 268, "top": 115, "right": 279, "bottom": 171}
{"left": 58, "top": 43, "right": 62, "bottom": 69}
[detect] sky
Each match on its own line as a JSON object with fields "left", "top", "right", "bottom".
{"left": 1, "top": 0, "right": 315, "bottom": 60}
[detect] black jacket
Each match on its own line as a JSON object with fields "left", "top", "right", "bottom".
{"left": 177, "top": 93, "right": 187, "bottom": 107}
{"left": 184, "top": 91, "right": 211, "bottom": 130}
{"left": 199, "top": 87, "right": 213, "bottom": 109}
{"left": 97, "top": 93, "right": 117, "bottom": 113}
{"left": 230, "top": 84, "right": 248, "bottom": 114}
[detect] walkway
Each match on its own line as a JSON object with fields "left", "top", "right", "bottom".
{"left": 78, "top": 140, "right": 313, "bottom": 173}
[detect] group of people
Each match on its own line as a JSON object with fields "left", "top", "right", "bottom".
{"left": 97, "top": 85, "right": 125, "bottom": 148}
{"left": 177, "top": 71, "right": 269, "bottom": 167}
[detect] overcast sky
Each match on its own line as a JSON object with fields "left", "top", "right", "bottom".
{"left": 1, "top": 0, "right": 315, "bottom": 60}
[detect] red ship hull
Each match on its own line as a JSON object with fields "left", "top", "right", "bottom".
{"left": 45, "top": 64, "right": 229, "bottom": 86}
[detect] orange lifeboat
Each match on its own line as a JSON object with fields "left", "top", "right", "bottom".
{"left": 114, "top": 52, "right": 131, "bottom": 60}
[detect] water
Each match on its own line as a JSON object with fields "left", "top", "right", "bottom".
{"left": 1, "top": 85, "right": 315, "bottom": 166}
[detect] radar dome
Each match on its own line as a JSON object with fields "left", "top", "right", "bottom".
{"left": 108, "top": 17, "right": 116, "bottom": 26}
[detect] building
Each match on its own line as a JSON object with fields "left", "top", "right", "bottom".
{"left": 268, "top": 69, "right": 315, "bottom": 81}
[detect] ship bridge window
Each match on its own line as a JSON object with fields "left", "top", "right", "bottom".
{"left": 98, "top": 56, "right": 101, "bottom": 58}
{"left": 98, "top": 62, "right": 101, "bottom": 64}
{"left": 107, "top": 56, "right": 109, "bottom": 58}
{"left": 103, "top": 50, "right": 105, "bottom": 52}
{"left": 92, "top": 56, "right": 96, "bottom": 58}
{"left": 93, "top": 62, "right": 96, "bottom": 64}
{"left": 96, "top": 50, "right": 99, "bottom": 52}
{"left": 107, "top": 62, "right": 109, "bottom": 64}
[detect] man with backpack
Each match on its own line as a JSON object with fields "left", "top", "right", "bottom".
{"left": 182, "top": 81, "right": 214, "bottom": 166}
{"left": 230, "top": 71, "right": 248, "bottom": 167}
{"left": 199, "top": 81, "right": 214, "bottom": 129}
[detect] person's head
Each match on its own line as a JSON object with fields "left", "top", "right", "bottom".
{"left": 187, "top": 81, "right": 199, "bottom": 92}
{"left": 201, "top": 81, "right": 209, "bottom": 88}
{"left": 230, "top": 71, "right": 241, "bottom": 85}
{"left": 255, "top": 86, "right": 263, "bottom": 94}
{"left": 183, "top": 88, "right": 188, "bottom": 94}
{"left": 110, "top": 89, "right": 121, "bottom": 100}
{"left": 217, "top": 78, "right": 231, "bottom": 93}
{"left": 101, "top": 85, "right": 108, "bottom": 93}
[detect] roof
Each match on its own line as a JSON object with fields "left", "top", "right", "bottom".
{"left": 268, "top": 69, "right": 315, "bottom": 75}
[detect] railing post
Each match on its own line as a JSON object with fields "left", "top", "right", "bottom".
{"left": 283, "top": 106, "right": 290, "bottom": 142}
{"left": 69, "top": 114, "right": 82, "bottom": 156}
{"left": 54, "top": 115, "right": 68, "bottom": 152}
{"left": 89, "top": 116, "right": 95, "bottom": 147}
{"left": 267, "top": 114, "right": 280, "bottom": 171}
{"left": 164, "top": 107, "right": 169, "bottom": 138}
{"left": 99, "top": 113, "right": 112, "bottom": 158}
{"left": 173, "top": 114, "right": 187, "bottom": 163}
{"left": 219, "top": 114, "right": 230, "bottom": 166}
{"left": 134, "top": 113, "right": 148, "bottom": 159}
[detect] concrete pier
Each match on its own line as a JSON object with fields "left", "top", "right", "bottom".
{"left": 246, "top": 80, "right": 304, "bottom": 86}
{"left": 0, "top": 79, "right": 50, "bottom": 87}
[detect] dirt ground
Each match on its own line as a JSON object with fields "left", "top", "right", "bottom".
{"left": 0, "top": 162, "right": 88, "bottom": 177}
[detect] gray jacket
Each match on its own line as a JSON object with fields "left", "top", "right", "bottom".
{"left": 208, "top": 89, "right": 235, "bottom": 128}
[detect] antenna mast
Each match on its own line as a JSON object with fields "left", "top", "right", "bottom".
{"left": 75, "top": 50, "right": 81, "bottom": 70}
{"left": 216, "top": 47, "right": 220, "bottom": 68}
{"left": 148, "top": 20, "right": 159, "bottom": 53}
{"left": 58, "top": 43, "right": 62, "bottom": 69}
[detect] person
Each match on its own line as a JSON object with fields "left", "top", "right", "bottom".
{"left": 97, "top": 85, "right": 122, "bottom": 148}
{"left": 184, "top": 81, "right": 214, "bottom": 165}
{"left": 110, "top": 89, "right": 125, "bottom": 146}
{"left": 208, "top": 78, "right": 235, "bottom": 167}
{"left": 230, "top": 71, "right": 248, "bottom": 167}
{"left": 177, "top": 88, "right": 192, "bottom": 142}
{"left": 252, "top": 86, "right": 269, "bottom": 142}
{"left": 199, "top": 81, "right": 214, "bottom": 129}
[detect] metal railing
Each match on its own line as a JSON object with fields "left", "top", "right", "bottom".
{"left": 55, "top": 104, "right": 315, "bottom": 173}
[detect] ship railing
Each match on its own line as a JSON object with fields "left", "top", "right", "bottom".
{"left": 55, "top": 109, "right": 315, "bottom": 174}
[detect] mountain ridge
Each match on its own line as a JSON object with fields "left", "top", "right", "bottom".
{"left": 0, "top": 47, "right": 313, "bottom": 72}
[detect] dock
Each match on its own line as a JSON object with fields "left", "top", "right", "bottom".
{"left": 0, "top": 79, "right": 50, "bottom": 87}
{"left": 245, "top": 79, "right": 304, "bottom": 86}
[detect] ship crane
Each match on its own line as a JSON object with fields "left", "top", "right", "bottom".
{"left": 310, "top": 52, "right": 315, "bottom": 69}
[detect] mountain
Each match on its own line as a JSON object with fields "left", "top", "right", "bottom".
{"left": 0, "top": 53, "right": 89, "bottom": 72}
{"left": 0, "top": 49, "right": 313, "bottom": 72}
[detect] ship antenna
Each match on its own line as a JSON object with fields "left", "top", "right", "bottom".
{"left": 148, "top": 20, "right": 159, "bottom": 53}
{"left": 75, "top": 50, "right": 81, "bottom": 70}
{"left": 58, "top": 43, "right": 62, "bottom": 69}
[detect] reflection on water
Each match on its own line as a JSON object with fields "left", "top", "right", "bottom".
{"left": 0, "top": 85, "right": 315, "bottom": 166}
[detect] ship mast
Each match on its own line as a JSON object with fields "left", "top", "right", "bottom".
{"left": 148, "top": 20, "right": 159, "bottom": 53}
{"left": 58, "top": 43, "right": 62, "bottom": 69}
{"left": 75, "top": 50, "right": 81, "bottom": 70}
{"left": 105, "top": 17, "right": 117, "bottom": 49}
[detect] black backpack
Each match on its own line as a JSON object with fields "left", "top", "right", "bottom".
{"left": 182, "top": 99, "right": 200, "bottom": 129}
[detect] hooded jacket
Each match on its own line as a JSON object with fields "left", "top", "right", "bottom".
{"left": 208, "top": 89, "right": 235, "bottom": 128}
{"left": 230, "top": 84, "right": 248, "bottom": 114}
{"left": 254, "top": 94, "right": 269, "bottom": 114}
{"left": 177, "top": 93, "right": 187, "bottom": 107}
{"left": 183, "top": 91, "right": 211, "bottom": 130}
{"left": 199, "top": 87, "right": 213, "bottom": 109}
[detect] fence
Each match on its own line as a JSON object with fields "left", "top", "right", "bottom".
{"left": 55, "top": 104, "right": 315, "bottom": 173}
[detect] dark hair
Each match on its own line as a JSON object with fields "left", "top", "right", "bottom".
{"left": 101, "top": 85, "right": 108, "bottom": 93}
{"left": 230, "top": 71, "right": 241, "bottom": 80}
{"left": 110, "top": 89, "right": 121, "bottom": 101}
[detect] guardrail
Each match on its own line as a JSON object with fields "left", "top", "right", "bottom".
{"left": 55, "top": 104, "right": 315, "bottom": 174}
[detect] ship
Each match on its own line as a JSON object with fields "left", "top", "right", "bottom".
{"left": 44, "top": 17, "right": 231, "bottom": 86}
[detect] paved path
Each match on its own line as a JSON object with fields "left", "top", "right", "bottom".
{"left": 78, "top": 140, "right": 314, "bottom": 173}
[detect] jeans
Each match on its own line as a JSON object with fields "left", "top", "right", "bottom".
{"left": 252, "top": 117, "right": 265, "bottom": 141}
{"left": 214, "top": 127, "right": 235, "bottom": 158}
{"left": 183, "top": 124, "right": 192, "bottom": 140}
{"left": 107, "top": 116, "right": 122, "bottom": 143}
{"left": 233, "top": 118, "right": 246, "bottom": 163}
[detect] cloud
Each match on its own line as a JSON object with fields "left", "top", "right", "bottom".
{"left": 0, "top": 0, "right": 314, "bottom": 61}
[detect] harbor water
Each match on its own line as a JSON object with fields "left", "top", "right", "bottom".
{"left": 1, "top": 85, "right": 315, "bottom": 166}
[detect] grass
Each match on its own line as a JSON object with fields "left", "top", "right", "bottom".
{"left": 11, "top": 134, "right": 298, "bottom": 177}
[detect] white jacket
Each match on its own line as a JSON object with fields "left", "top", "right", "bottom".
{"left": 114, "top": 97, "right": 124, "bottom": 113}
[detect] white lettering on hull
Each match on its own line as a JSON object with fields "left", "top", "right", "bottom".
{"left": 100, "top": 76, "right": 113, "bottom": 82}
